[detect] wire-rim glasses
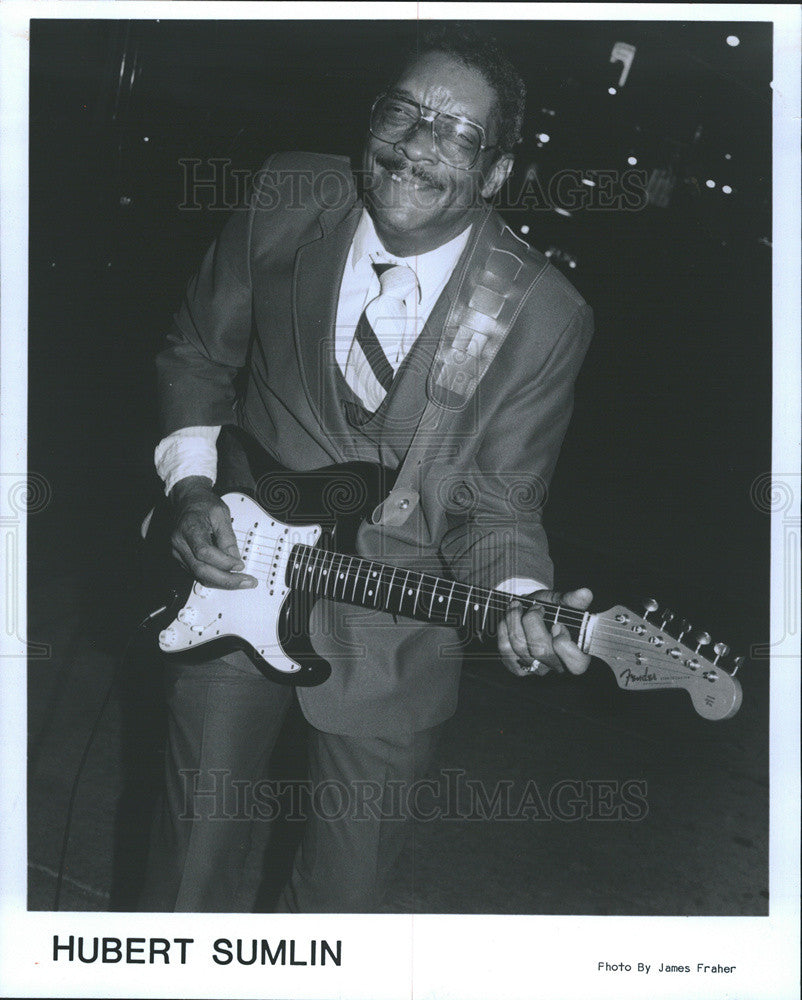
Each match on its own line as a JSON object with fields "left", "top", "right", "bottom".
{"left": 369, "top": 92, "right": 497, "bottom": 170}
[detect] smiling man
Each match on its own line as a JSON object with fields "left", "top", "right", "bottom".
{"left": 363, "top": 50, "right": 516, "bottom": 254}
{"left": 142, "top": 24, "right": 594, "bottom": 913}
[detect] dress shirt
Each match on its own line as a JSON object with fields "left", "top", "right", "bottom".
{"left": 336, "top": 208, "right": 470, "bottom": 387}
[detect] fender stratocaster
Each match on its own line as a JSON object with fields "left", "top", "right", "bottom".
{"left": 144, "top": 455, "right": 744, "bottom": 721}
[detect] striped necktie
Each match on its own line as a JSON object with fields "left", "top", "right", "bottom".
{"left": 347, "top": 262, "right": 419, "bottom": 410}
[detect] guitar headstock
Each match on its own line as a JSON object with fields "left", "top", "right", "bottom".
{"left": 586, "top": 600, "right": 744, "bottom": 721}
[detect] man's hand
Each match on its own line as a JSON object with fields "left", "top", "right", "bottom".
{"left": 169, "top": 476, "right": 258, "bottom": 590}
{"left": 498, "top": 587, "right": 593, "bottom": 678}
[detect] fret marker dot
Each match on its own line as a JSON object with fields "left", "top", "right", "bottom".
{"left": 339, "top": 573, "right": 345, "bottom": 579}
{"left": 438, "top": 596, "right": 443, "bottom": 602}
{"left": 474, "top": 604, "right": 479, "bottom": 610}
{"left": 372, "top": 571, "right": 378, "bottom": 577}
{"left": 368, "top": 590, "right": 373, "bottom": 596}
{"left": 408, "top": 589, "right": 413, "bottom": 595}
{"left": 322, "top": 569, "right": 327, "bottom": 574}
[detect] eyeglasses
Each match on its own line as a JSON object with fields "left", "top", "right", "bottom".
{"left": 369, "top": 92, "right": 497, "bottom": 170}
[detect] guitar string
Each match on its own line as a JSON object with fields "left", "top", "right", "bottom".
{"left": 204, "top": 577, "right": 723, "bottom": 675}
{"left": 233, "top": 534, "right": 710, "bottom": 655}
{"left": 289, "top": 546, "right": 713, "bottom": 662}
{"left": 232, "top": 531, "right": 589, "bottom": 622}
{"left": 234, "top": 529, "right": 588, "bottom": 629}
{"left": 231, "top": 528, "right": 690, "bottom": 639}
{"left": 229, "top": 527, "right": 670, "bottom": 634}
{"left": 226, "top": 533, "right": 722, "bottom": 664}
{"left": 233, "top": 556, "right": 713, "bottom": 668}
{"left": 290, "top": 543, "right": 643, "bottom": 635}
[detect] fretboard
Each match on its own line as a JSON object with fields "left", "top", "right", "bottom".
{"left": 286, "top": 543, "right": 587, "bottom": 644}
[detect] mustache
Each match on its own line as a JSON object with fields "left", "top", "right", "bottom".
{"left": 374, "top": 153, "right": 446, "bottom": 191}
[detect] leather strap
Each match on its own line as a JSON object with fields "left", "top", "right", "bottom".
{"left": 431, "top": 218, "right": 548, "bottom": 409}
{"left": 372, "top": 214, "right": 548, "bottom": 527}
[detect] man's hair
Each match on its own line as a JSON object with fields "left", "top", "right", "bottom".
{"left": 402, "top": 23, "right": 526, "bottom": 154}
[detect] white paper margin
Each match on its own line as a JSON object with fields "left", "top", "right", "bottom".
{"left": 1, "top": 3, "right": 799, "bottom": 999}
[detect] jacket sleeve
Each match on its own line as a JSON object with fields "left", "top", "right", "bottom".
{"left": 438, "top": 301, "right": 593, "bottom": 590}
{"left": 155, "top": 157, "right": 276, "bottom": 435}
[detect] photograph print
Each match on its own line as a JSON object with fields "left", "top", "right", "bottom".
{"left": 22, "top": 14, "right": 779, "bottom": 927}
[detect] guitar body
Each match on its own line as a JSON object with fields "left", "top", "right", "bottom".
{"left": 145, "top": 442, "right": 395, "bottom": 686}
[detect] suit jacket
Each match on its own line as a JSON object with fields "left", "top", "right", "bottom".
{"left": 156, "top": 151, "right": 593, "bottom": 737}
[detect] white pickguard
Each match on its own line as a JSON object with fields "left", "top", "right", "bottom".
{"left": 158, "top": 492, "right": 321, "bottom": 675}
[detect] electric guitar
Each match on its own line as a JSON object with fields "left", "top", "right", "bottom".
{"left": 145, "top": 444, "right": 744, "bottom": 722}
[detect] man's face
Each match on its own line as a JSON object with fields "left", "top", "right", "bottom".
{"left": 363, "top": 51, "right": 513, "bottom": 255}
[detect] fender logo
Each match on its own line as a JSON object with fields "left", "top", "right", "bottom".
{"left": 619, "top": 667, "right": 658, "bottom": 686}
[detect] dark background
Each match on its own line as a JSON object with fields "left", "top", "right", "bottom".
{"left": 27, "top": 19, "right": 772, "bottom": 914}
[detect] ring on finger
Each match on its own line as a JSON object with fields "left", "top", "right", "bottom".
{"left": 524, "top": 658, "right": 546, "bottom": 675}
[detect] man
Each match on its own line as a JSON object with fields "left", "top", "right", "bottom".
{"left": 140, "top": 25, "right": 594, "bottom": 913}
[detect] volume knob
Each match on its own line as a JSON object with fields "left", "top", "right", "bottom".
{"left": 159, "top": 627, "right": 178, "bottom": 650}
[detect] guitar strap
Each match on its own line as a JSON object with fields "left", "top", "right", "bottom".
{"left": 371, "top": 215, "right": 549, "bottom": 527}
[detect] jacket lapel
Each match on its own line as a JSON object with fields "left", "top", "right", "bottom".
{"left": 292, "top": 202, "right": 362, "bottom": 452}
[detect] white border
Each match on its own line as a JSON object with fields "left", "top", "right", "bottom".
{"left": 1, "top": 4, "right": 799, "bottom": 999}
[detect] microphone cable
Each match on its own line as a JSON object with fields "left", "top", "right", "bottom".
{"left": 52, "top": 605, "right": 167, "bottom": 910}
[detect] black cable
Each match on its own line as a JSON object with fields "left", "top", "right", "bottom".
{"left": 53, "top": 606, "right": 166, "bottom": 910}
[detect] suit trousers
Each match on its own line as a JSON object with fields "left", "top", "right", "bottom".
{"left": 139, "top": 651, "right": 442, "bottom": 912}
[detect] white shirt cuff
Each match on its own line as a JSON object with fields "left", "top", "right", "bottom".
{"left": 154, "top": 426, "right": 221, "bottom": 496}
{"left": 495, "top": 577, "right": 549, "bottom": 596}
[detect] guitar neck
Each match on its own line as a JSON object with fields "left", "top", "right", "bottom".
{"left": 287, "top": 543, "right": 590, "bottom": 644}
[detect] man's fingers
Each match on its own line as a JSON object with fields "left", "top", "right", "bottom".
{"left": 193, "top": 563, "right": 257, "bottom": 590}
{"left": 194, "top": 542, "right": 243, "bottom": 572}
{"left": 172, "top": 525, "right": 256, "bottom": 590}
{"left": 562, "top": 586, "right": 593, "bottom": 610}
{"left": 498, "top": 617, "right": 532, "bottom": 676}
{"left": 172, "top": 541, "right": 257, "bottom": 590}
{"left": 504, "top": 602, "right": 535, "bottom": 663}
{"left": 534, "top": 586, "right": 593, "bottom": 611}
{"left": 181, "top": 510, "right": 242, "bottom": 571}
{"left": 499, "top": 605, "right": 559, "bottom": 677}
{"left": 209, "top": 504, "right": 241, "bottom": 561}
{"left": 499, "top": 590, "right": 594, "bottom": 678}
{"left": 551, "top": 622, "right": 591, "bottom": 675}
{"left": 520, "top": 605, "right": 562, "bottom": 672}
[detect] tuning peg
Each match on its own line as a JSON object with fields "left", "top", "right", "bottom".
{"left": 659, "top": 610, "right": 675, "bottom": 630}
{"left": 729, "top": 655, "right": 745, "bottom": 676}
{"left": 712, "top": 641, "right": 730, "bottom": 665}
{"left": 674, "top": 618, "right": 692, "bottom": 640}
{"left": 642, "top": 598, "right": 659, "bottom": 620}
{"left": 692, "top": 630, "right": 712, "bottom": 653}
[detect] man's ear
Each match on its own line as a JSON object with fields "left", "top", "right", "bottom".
{"left": 480, "top": 152, "right": 514, "bottom": 199}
